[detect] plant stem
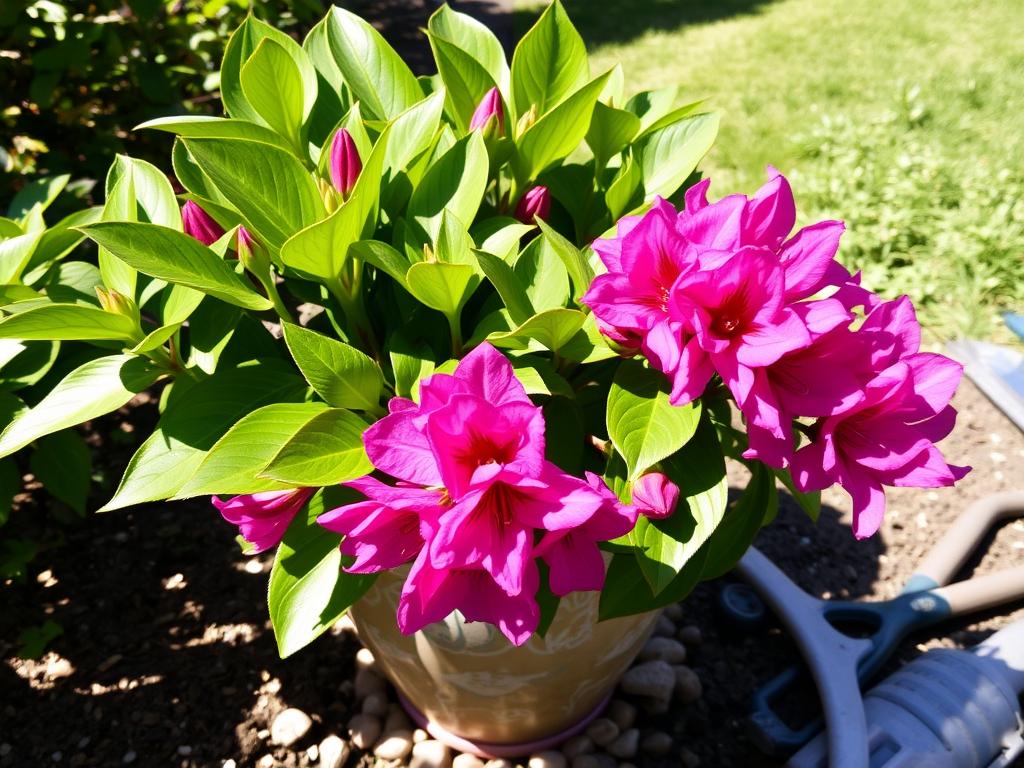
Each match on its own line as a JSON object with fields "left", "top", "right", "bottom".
{"left": 260, "top": 275, "right": 293, "bottom": 323}
{"left": 446, "top": 312, "right": 463, "bottom": 357}
{"left": 326, "top": 277, "right": 381, "bottom": 360}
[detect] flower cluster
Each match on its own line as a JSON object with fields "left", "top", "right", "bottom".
{"left": 583, "top": 169, "right": 968, "bottom": 538}
{"left": 316, "top": 343, "right": 637, "bottom": 645}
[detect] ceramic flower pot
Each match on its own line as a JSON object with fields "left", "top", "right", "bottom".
{"left": 348, "top": 568, "right": 660, "bottom": 757}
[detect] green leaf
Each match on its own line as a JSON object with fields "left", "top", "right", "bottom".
{"left": 624, "top": 85, "right": 680, "bottom": 133}
{"left": 702, "top": 462, "right": 775, "bottom": 580}
{"left": 428, "top": 4, "right": 509, "bottom": 96}
{"left": 428, "top": 33, "right": 498, "bottom": 132}
{"left": 102, "top": 360, "right": 307, "bottom": 511}
{"left": 0, "top": 303, "right": 139, "bottom": 342}
{"left": 43, "top": 261, "right": 102, "bottom": 306}
{"left": 385, "top": 90, "right": 446, "bottom": 176}
{"left": 136, "top": 116, "right": 287, "bottom": 146}
{"left": 513, "top": 71, "right": 611, "bottom": 182}
{"left": 175, "top": 402, "right": 330, "bottom": 498}
{"left": 586, "top": 101, "right": 641, "bottom": 171}
{"left": 182, "top": 138, "right": 323, "bottom": 253}
{"left": 389, "top": 336, "right": 435, "bottom": 400}
{"left": 81, "top": 223, "right": 273, "bottom": 311}
{"left": 0, "top": 340, "right": 59, "bottom": 389}
{"left": 105, "top": 155, "right": 181, "bottom": 230}
{"left": 280, "top": 126, "right": 390, "bottom": 281}
{"left": 16, "top": 619, "right": 63, "bottom": 660}
{"left": 775, "top": 466, "right": 821, "bottom": 522}
{"left": 473, "top": 218, "right": 534, "bottom": 262}
{"left": 407, "top": 132, "right": 489, "bottom": 244}
{"left": 262, "top": 408, "right": 373, "bottom": 486}
{"left": 0, "top": 232, "right": 43, "bottom": 283}
{"left": 221, "top": 16, "right": 317, "bottom": 128}
{"left": 351, "top": 239, "right": 411, "bottom": 289}
{"left": 97, "top": 171, "right": 139, "bottom": 299}
{"left": 533, "top": 218, "right": 595, "bottom": 303}
{"left": 240, "top": 39, "right": 310, "bottom": 148}
{"left": 0, "top": 218, "right": 22, "bottom": 238}
{"left": 283, "top": 323, "right": 384, "bottom": 411}
{"left": 474, "top": 250, "right": 534, "bottom": 325}
{"left": 321, "top": 7, "right": 422, "bottom": 121}
{"left": 130, "top": 323, "right": 181, "bottom": 354}
{"left": 406, "top": 262, "right": 480, "bottom": 319}
{"left": 8, "top": 175, "right": 69, "bottom": 221}
{"left": 268, "top": 488, "right": 376, "bottom": 657}
{"left": 0, "top": 457, "right": 20, "bottom": 527}
{"left": 599, "top": 545, "right": 708, "bottom": 621}
{"left": 638, "top": 112, "right": 719, "bottom": 199}
{"left": 0, "top": 355, "right": 161, "bottom": 459}
{"left": 606, "top": 359, "right": 702, "bottom": 480}
{"left": 513, "top": 234, "right": 569, "bottom": 313}
{"left": 631, "top": 415, "right": 728, "bottom": 595}
{"left": 487, "top": 307, "right": 587, "bottom": 353}
{"left": 30, "top": 429, "right": 92, "bottom": 514}
{"left": 605, "top": 153, "right": 643, "bottom": 221}
{"left": 510, "top": 0, "right": 588, "bottom": 119}
{"left": 24, "top": 207, "right": 102, "bottom": 275}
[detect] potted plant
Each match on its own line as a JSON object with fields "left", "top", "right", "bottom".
{"left": 0, "top": 0, "right": 967, "bottom": 755}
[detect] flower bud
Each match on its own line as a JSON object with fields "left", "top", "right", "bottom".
{"left": 181, "top": 200, "right": 224, "bottom": 246}
{"left": 236, "top": 226, "right": 270, "bottom": 277}
{"left": 514, "top": 185, "right": 552, "bottom": 223}
{"left": 329, "top": 128, "right": 362, "bottom": 198}
{"left": 95, "top": 287, "right": 140, "bottom": 325}
{"left": 515, "top": 103, "right": 539, "bottom": 136}
{"left": 632, "top": 472, "right": 680, "bottom": 520}
{"left": 469, "top": 87, "right": 504, "bottom": 138}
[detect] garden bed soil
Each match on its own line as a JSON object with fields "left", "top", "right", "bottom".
{"left": 1, "top": 376, "right": 1022, "bottom": 768}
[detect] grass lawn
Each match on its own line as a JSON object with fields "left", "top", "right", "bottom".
{"left": 516, "top": 0, "right": 1024, "bottom": 341}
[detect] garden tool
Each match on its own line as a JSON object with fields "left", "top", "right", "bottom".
{"left": 788, "top": 617, "right": 1024, "bottom": 768}
{"left": 728, "top": 491, "right": 1024, "bottom": 768}
{"left": 946, "top": 338, "right": 1024, "bottom": 433}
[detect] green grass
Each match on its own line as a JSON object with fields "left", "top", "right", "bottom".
{"left": 516, "top": 0, "right": 1024, "bottom": 341}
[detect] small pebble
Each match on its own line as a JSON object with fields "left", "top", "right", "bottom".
{"left": 362, "top": 692, "right": 390, "bottom": 717}
{"left": 413, "top": 729, "right": 429, "bottom": 743}
{"left": 585, "top": 718, "right": 619, "bottom": 747}
{"left": 244, "top": 559, "right": 263, "bottom": 574}
{"left": 560, "top": 734, "right": 594, "bottom": 759}
{"left": 653, "top": 614, "right": 676, "bottom": 637}
{"left": 355, "top": 648, "right": 376, "bottom": 670}
{"left": 318, "top": 735, "right": 348, "bottom": 768}
{"left": 620, "top": 660, "right": 674, "bottom": 703}
{"left": 485, "top": 760, "right": 515, "bottom": 768}
{"left": 385, "top": 705, "right": 414, "bottom": 732}
{"left": 222, "top": 761, "right": 236, "bottom": 768}
{"left": 639, "top": 637, "right": 687, "bottom": 664}
{"left": 121, "top": 752, "right": 136, "bottom": 765}
{"left": 354, "top": 667, "right": 387, "bottom": 699}
{"left": 51, "top": 752, "right": 62, "bottom": 763}
{"left": 306, "top": 745, "right": 319, "bottom": 763}
{"left": 571, "top": 756, "right": 615, "bottom": 768}
{"left": 673, "top": 666, "right": 703, "bottom": 704}
{"left": 606, "top": 700, "right": 636, "bottom": 731}
{"left": 453, "top": 754, "right": 486, "bottom": 768}
{"left": 373, "top": 730, "right": 414, "bottom": 761}
{"left": 528, "top": 751, "right": 566, "bottom": 768}
{"left": 347, "top": 713, "right": 382, "bottom": 750}
{"left": 680, "top": 747, "right": 701, "bottom": 767}
{"left": 176, "top": 746, "right": 192, "bottom": 757}
{"left": 271, "top": 708, "right": 312, "bottom": 747}
{"left": 640, "top": 732, "right": 672, "bottom": 755}
{"left": 410, "top": 739, "right": 450, "bottom": 768}
{"left": 0, "top": 744, "right": 10, "bottom": 757}
{"left": 258, "top": 756, "right": 274, "bottom": 768}
{"left": 663, "top": 603, "right": 684, "bottom": 622}
{"left": 607, "top": 729, "right": 639, "bottom": 759}
{"left": 677, "top": 625, "right": 702, "bottom": 647}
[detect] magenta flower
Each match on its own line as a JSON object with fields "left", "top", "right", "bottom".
{"left": 329, "top": 128, "right": 362, "bottom": 197}
{"left": 213, "top": 488, "right": 313, "bottom": 553}
{"left": 790, "top": 356, "right": 969, "bottom": 539}
{"left": 631, "top": 472, "right": 681, "bottom": 519}
{"left": 469, "top": 87, "right": 504, "bottom": 136}
{"left": 181, "top": 200, "right": 224, "bottom": 246}
{"left": 514, "top": 185, "right": 552, "bottom": 223}
{"left": 535, "top": 473, "right": 637, "bottom": 596}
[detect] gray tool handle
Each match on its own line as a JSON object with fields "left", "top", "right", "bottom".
{"left": 908, "top": 491, "right": 1024, "bottom": 589}
{"left": 931, "top": 564, "right": 1024, "bottom": 616}
{"left": 976, "top": 618, "right": 1024, "bottom": 695}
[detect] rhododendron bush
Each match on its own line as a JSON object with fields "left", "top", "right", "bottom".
{"left": 0, "top": 2, "right": 967, "bottom": 655}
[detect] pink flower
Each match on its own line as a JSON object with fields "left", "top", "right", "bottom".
{"left": 329, "top": 128, "right": 362, "bottom": 197}
{"left": 631, "top": 472, "right": 680, "bottom": 519}
{"left": 469, "top": 87, "right": 504, "bottom": 136}
{"left": 213, "top": 488, "right": 313, "bottom": 553}
{"left": 534, "top": 472, "right": 637, "bottom": 596}
{"left": 181, "top": 200, "right": 224, "bottom": 245}
{"left": 515, "top": 186, "right": 551, "bottom": 223}
{"left": 790, "top": 356, "right": 969, "bottom": 539}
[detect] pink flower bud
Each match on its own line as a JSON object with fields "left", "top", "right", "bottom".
{"left": 181, "top": 200, "right": 224, "bottom": 246}
{"left": 329, "top": 128, "right": 362, "bottom": 197}
{"left": 514, "top": 185, "right": 551, "bottom": 223}
{"left": 469, "top": 87, "right": 504, "bottom": 136}
{"left": 212, "top": 488, "right": 314, "bottom": 554}
{"left": 632, "top": 472, "right": 681, "bottom": 519}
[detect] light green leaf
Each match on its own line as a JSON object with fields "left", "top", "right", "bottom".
{"left": 513, "top": 71, "right": 611, "bottom": 182}
{"left": 102, "top": 361, "right": 308, "bottom": 511}
{"left": 129, "top": 323, "right": 181, "bottom": 354}
{"left": 586, "top": 101, "right": 641, "bottom": 171}
{"left": 513, "top": 235, "right": 569, "bottom": 313}
{"left": 389, "top": 336, "right": 435, "bottom": 399}
{"left": 702, "top": 462, "right": 775, "bottom": 580}
{"left": 240, "top": 38, "right": 308, "bottom": 148}
{"left": 81, "top": 223, "right": 272, "bottom": 311}
{"left": 8, "top": 175, "right": 69, "bottom": 221}
{"left": 0, "top": 232, "right": 43, "bottom": 284}
{"left": 473, "top": 218, "right": 533, "bottom": 262}
{"left": 510, "top": 0, "right": 588, "bottom": 119}
{"left": 385, "top": 90, "right": 446, "bottom": 176}
{"left": 474, "top": 249, "right": 534, "bottom": 325}
{"left": 605, "top": 153, "right": 643, "bottom": 220}
{"left": 624, "top": 85, "right": 679, "bottom": 133}
{"left": 638, "top": 112, "right": 719, "bottom": 199}
{"left": 487, "top": 307, "right": 586, "bottom": 353}
{"left": 182, "top": 138, "right": 323, "bottom": 253}
{"left": 428, "top": 4, "right": 509, "bottom": 97}
{"left": 282, "top": 323, "right": 384, "bottom": 411}
{"left": 268, "top": 488, "right": 376, "bottom": 658}
{"left": 0, "top": 218, "right": 23, "bottom": 238}
{"left": 24, "top": 207, "right": 102, "bottom": 275}
{"left": 321, "top": 7, "right": 422, "bottom": 121}
{"left": 406, "top": 262, "right": 480, "bottom": 319}
{"left": 104, "top": 155, "right": 181, "bottom": 230}
{"left": 407, "top": 131, "right": 488, "bottom": 244}
{"left": 261, "top": 408, "right": 373, "bottom": 486}
{"left": 136, "top": 116, "right": 287, "bottom": 146}
{"left": 607, "top": 359, "right": 702, "bottom": 480}
{"left": 427, "top": 33, "right": 498, "bottom": 132}
{"left": 350, "top": 239, "right": 410, "bottom": 289}
{"left": 0, "top": 303, "right": 139, "bottom": 342}
{"left": 0, "top": 355, "right": 161, "bottom": 459}
{"left": 533, "top": 218, "right": 594, "bottom": 302}
{"left": 98, "top": 166, "right": 139, "bottom": 298}
{"left": 176, "top": 402, "right": 330, "bottom": 498}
